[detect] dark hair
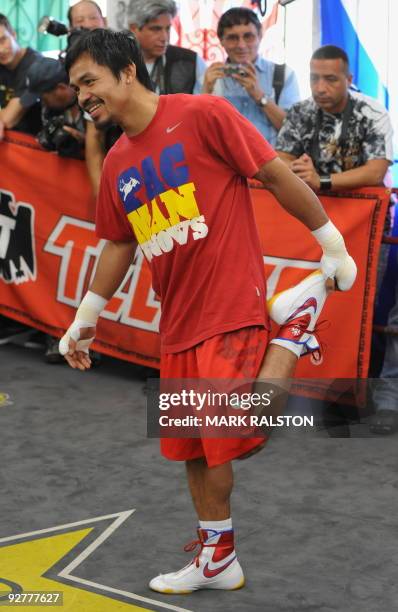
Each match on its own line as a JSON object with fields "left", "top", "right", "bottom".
{"left": 67, "top": 0, "right": 104, "bottom": 27}
{"left": 217, "top": 7, "right": 261, "bottom": 39}
{"left": 0, "top": 13, "right": 13, "bottom": 33}
{"left": 65, "top": 28, "right": 153, "bottom": 90}
{"left": 311, "top": 45, "right": 350, "bottom": 71}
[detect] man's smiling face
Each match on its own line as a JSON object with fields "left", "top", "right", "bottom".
{"left": 69, "top": 52, "right": 133, "bottom": 128}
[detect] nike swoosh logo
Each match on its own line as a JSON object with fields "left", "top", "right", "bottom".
{"left": 287, "top": 297, "right": 317, "bottom": 321}
{"left": 203, "top": 555, "right": 236, "bottom": 578}
{"left": 166, "top": 122, "right": 182, "bottom": 133}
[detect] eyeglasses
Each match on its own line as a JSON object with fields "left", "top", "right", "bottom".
{"left": 222, "top": 32, "right": 258, "bottom": 44}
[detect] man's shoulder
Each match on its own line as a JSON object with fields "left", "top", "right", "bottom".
{"left": 23, "top": 47, "right": 41, "bottom": 63}
{"left": 350, "top": 90, "right": 389, "bottom": 118}
{"left": 287, "top": 97, "right": 316, "bottom": 117}
{"left": 24, "top": 47, "right": 40, "bottom": 59}
{"left": 166, "top": 45, "right": 197, "bottom": 62}
{"left": 255, "top": 56, "right": 274, "bottom": 70}
{"left": 18, "top": 47, "right": 42, "bottom": 72}
{"left": 166, "top": 92, "right": 217, "bottom": 110}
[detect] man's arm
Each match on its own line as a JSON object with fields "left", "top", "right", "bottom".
{"left": 259, "top": 98, "right": 286, "bottom": 131}
{"left": 85, "top": 121, "right": 106, "bottom": 198}
{"left": 257, "top": 65, "right": 301, "bottom": 132}
{"left": 0, "top": 97, "right": 27, "bottom": 130}
{"left": 60, "top": 239, "right": 137, "bottom": 369}
{"left": 89, "top": 239, "right": 137, "bottom": 299}
{"left": 230, "top": 63, "right": 287, "bottom": 130}
{"left": 254, "top": 157, "right": 357, "bottom": 290}
{"left": 201, "top": 62, "right": 225, "bottom": 94}
{"left": 289, "top": 155, "right": 389, "bottom": 190}
{"left": 274, "top": 105, "right": 303, "bottom": 163}
{"left": 276, "top": 150, "right": 297, "bottom": 165}
{"left": 254, "top": 157, "right": 328, "bottom": 229}
{"left": 330, "top": 159, "right": 389, "bottom": 189}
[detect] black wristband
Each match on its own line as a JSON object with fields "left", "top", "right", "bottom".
{"left": 319, "top": 175, "right": 332, "bottom": 191}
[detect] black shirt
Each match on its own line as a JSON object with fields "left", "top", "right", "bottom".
{"left": 0, "top": 47, "right": 42, "bottom": 135}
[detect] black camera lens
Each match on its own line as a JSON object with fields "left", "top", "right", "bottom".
{"left": 37, "top": 16, "right": 68, "bottom": 37}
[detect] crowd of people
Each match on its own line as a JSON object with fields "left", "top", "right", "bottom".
{"left": 0, "top": 2, "right": 396, "bottom": 428}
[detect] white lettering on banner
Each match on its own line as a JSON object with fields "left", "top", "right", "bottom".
{"left": 44, "top": 216, "right": 160, "bottom": 332}
{"left": 44, "top": 216, "right": 105, "bottom": 307}
{"left": 264, "top": 256, "right": 320, "bottom": 299}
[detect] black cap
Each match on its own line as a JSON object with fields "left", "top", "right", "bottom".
{"left": 25, "top": 57, "right": 68, "bottom": 98}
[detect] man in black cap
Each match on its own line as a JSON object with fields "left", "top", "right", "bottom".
{"left": 26, "top": 56, "right": 87, "bottom": 363}
{"left": 0, "top": 13, "right": 42, "bottom": 138}
{"left": 26, "top": 56, "right": 86, "bottom": 158}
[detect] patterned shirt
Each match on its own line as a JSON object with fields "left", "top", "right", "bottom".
{"left": 276, "top": 91, "right": 393, "bottom": 174}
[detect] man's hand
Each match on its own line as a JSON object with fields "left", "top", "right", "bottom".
{"left": 321, "top": 252, "right": 357, "bottom": 291}
{"left": 312, "top": 220, "right": 357, "bottom": 291}
{"left": 59, "top": 324, "right": 96, "bottom": 370}
{"left": 230, "top": 62, "right": 263, "bottom": 103}
{"left": 63, "top": 125, "right": 85, "bottom": 144}
{"left": 59, "top": 290, "right": 107, "bottom": 370}
{"left": 290, "top": 154, "right": 320, "bottom": 191}
{"left": 202, "top": 62, "right": 225, "bottom": 94}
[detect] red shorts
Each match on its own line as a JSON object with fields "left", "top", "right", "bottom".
{"left": 160, "top": 325, "right": 269, "bottom": 467}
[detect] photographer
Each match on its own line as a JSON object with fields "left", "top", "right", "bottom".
{"left": 26, "top": 57, "right": 85, "bottom": 160}
{"left": 40, "top": 2, "right": 108, "bottom": 196}
{"left": 201, "top": 7, "right": 300, "bottom": 145}
{"left": 25, "top": 57, "right": 87, "bottom": 363}
{"left": 38, "top": 1, "right": 105, "bottom": 58}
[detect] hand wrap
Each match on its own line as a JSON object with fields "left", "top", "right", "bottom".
{"left": 312, "top": 221, "right": 357, "bottom": 291}
{"left": 59, "top": 291, "right": 107, "bottom": 355}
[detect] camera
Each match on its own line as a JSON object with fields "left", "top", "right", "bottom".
{"left": 37, "top": 16, "right": 88, "bottom": 53}
{"left": 223, "top": 64, "right": 248, "bottom": 77}
{"left": 38, "top": 115, "right": 82, "bottom": 159}
{"left": 38, "top": 16, "right": 68, "bottom": 36}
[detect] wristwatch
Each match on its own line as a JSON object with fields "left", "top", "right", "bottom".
{"left": 257, "top": 95, "right": 268, "bottom": 107}
{"left": 319, "top": 175, "right": 332, "bottom": 191}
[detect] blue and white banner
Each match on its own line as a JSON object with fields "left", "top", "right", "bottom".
{"left": 318, "top": 0, "right": 398, "bottom": 178}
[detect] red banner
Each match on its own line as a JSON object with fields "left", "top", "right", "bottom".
{"left": 0, "top": 132, "right": 390, "bottom": 377}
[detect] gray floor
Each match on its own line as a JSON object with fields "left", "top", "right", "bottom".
{"left": 0, "top": 342, "right": 397, "bottom": 612}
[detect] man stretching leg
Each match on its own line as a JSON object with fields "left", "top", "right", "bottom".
{"left": 60, "top": 29, "right": 357, "bottom": 594}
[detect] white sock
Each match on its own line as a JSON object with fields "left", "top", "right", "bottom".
{"left": 199, "top": 518, "right": 232, "bottom": 531}
{"left": 198, "top": 518, "right": 235, "bottom": 557}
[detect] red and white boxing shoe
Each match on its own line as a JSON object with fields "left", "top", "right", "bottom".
{"left": 267, "top": 270, "right": 329, "bottom": 358}
{"left": 149, "top": 528, "right": 244, "bottom": 594}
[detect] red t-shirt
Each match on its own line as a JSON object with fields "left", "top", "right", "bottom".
{"left": 96, "top": 94, "right": 276, "bottom": 353}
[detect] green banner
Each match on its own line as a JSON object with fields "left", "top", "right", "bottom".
{"left": 2, "top": 1, "right": 68, "bottom": 52}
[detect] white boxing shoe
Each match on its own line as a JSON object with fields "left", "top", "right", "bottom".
{"left": 267, "top": 270, "right": 329, "bottom": 358}
{"left": 149, "top": 528, "right": 245, "bottom": 594}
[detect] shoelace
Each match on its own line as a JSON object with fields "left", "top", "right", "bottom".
{"left": 184, "top": 532, "right": 232, "bottom": 568}
{"left": 283, "top": 314, "right": 311, "bottom": 333}
{"left": 305, "top": 319, "right": 330, "bottom": 362}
